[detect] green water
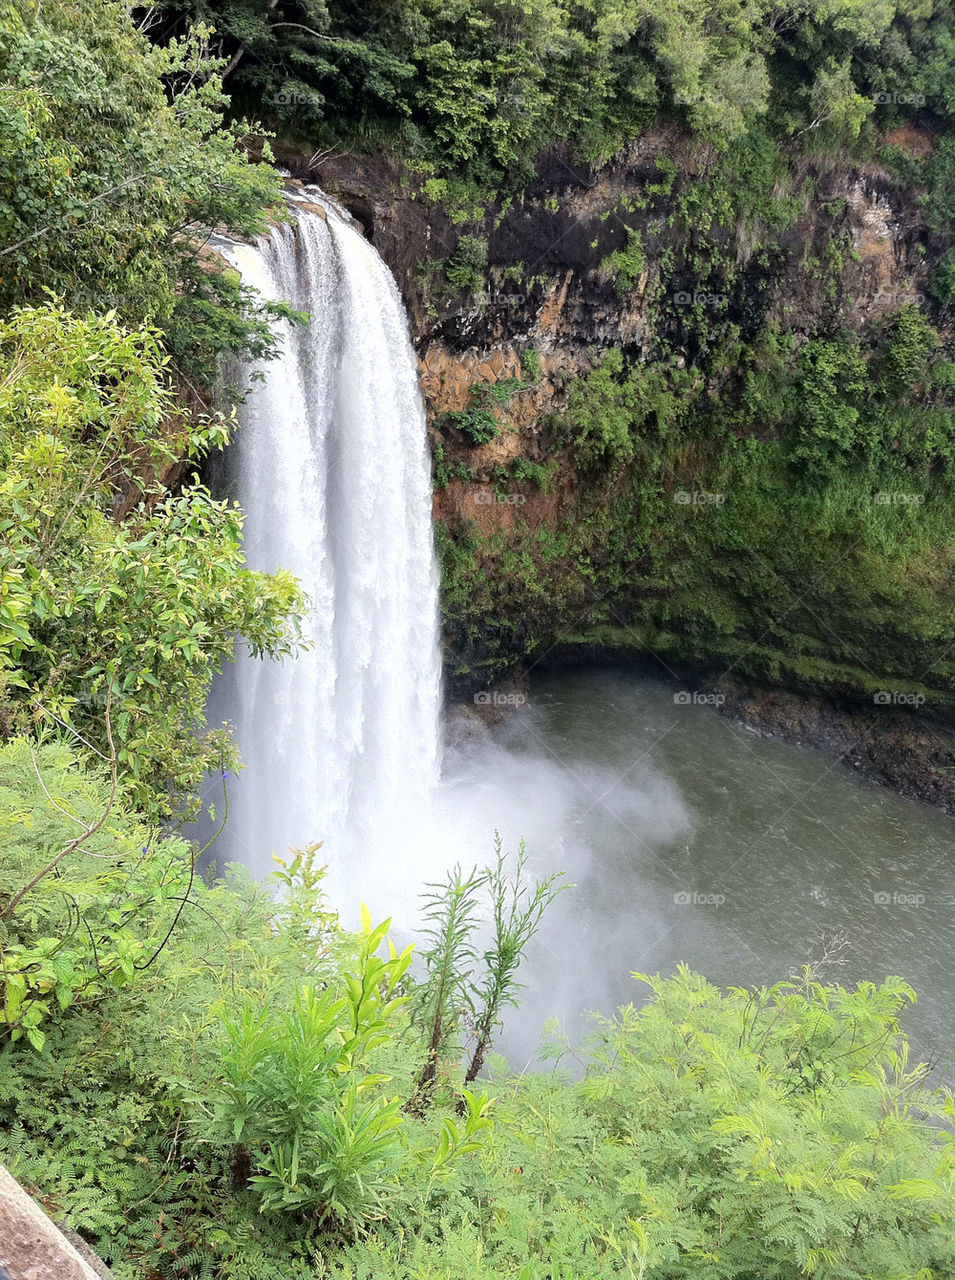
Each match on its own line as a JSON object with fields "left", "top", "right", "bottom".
{"left": 446, "top": 668, "right": 955, "bottom": 1076}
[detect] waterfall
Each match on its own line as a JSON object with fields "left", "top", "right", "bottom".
{"left": 206, "top": 196, "right": 442, "bottom": 898}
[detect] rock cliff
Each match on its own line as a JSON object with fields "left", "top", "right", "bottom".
{"left": 273, "top": 131, "right": 955, "bottom": 801}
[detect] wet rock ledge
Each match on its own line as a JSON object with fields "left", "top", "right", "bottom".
{"left": 713, "top": 677, "right": 955, "bottom": 814}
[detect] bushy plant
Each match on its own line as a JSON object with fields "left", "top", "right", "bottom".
{"left": 601, "top": 226, "right": 646, "bottom": 296}
{"left": 0, "top": 737, "right": 191, "bottom": 1050}
{"left": 442, "top": 407, "right": 500, "bottom": 446}
{"left": 788, "top": 334, "right": 871, "bottom": 470}
{"left": 446, "top": 235, "right": 489, "bottom": 293}
{"left": 0, "top": 0, "right": 287, "bottom": 380}
{"left": 203, "top": 988, "right": 405, "bottom": 1234}
{"left": 568, "top": 348, "right": 696, "bottom": 470}
{"left": 572, "top": 967, "right": 955, "bottom": 1275}
{"left": 0, "top": 303, "right": 305, "bottom": 812}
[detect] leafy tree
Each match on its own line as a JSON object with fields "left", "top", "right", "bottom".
{"left": 0, "top": 303, "right": 305, "bottom": 812}
{"left": 801, "top": 59, "right": 875, "bottom": 142}
{"left": 0, "top": 0, "right": 287, "bottom": 381}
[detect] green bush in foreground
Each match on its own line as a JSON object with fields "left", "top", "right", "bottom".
{"left": 0, "top": 0, "right": 288, "bottom": 381}
{"left": 1, "top": 738, "right": 953, "bottom": 1279}
{"left": 0, "top": 303, "right": 305, "bottom": 814}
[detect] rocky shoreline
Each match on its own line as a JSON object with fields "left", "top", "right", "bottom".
{"left": 712, "top": 676, "right": 955, "bottom": 815}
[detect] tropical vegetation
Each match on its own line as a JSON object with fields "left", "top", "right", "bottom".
{"left": 0, "top": 0, "right": 954, "bottom": 1276}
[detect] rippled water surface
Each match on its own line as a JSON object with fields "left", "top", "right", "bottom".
{"left": 434, "top": 668, "right": 955, "bottom": 1075}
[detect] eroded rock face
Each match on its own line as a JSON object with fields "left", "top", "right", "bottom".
{"left": 282, "top": 132, "right": 936, "bottom": 359}
{"left": 270, "top": 134, "right": 955, "bottom": 799}
{"left": 293, "top": 136, "right": 941, "bottom": 556}
{"left": 0, "top": 1166, "right": 111, "bottom": 1280}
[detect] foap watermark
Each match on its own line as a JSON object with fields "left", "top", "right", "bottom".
{"left": 473, "top": 291, "right": 527, "bottom": 308}
{"left": 673, "top": 289, "right": 727, "bottom": 308}
{"left": 474, "top": 489, "right": 526, "bottom": 506}
{"left": 872, "top": 91, "right": 926, "bottom": 107}
{"left": 272, "top": 91, "right": 312, "bottom": 106}
{"left": 674, "top": 89, "right": 730, "bottom": 108}
{"left": 873, "top": 290, "right": 926, "bottom": 308}
{"left": 873, "top": 890, "right": 926, "bottom": 907}
{"left": 674, "top": 490, "right": 725, "bottom": 507}
{"left": 474, "top": 690, "right": 527, "bottom": 708}
{"left": 674, "top": 890, "right": 726, "bottom": 907}
{"left": 873, "top": 491, "right": 925, "bottom": 505}
{"left": 874, "top": 690, "right": 925, "bottom": 707}
{"left": 674, "top": 690, "right": 725, "bottom": 707}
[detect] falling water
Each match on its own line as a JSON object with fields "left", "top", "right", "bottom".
{"left": 205, "top": 196, "right": 955, "bottom": 1073}
{"left": 206, "top": 195, "right": 441, "bottom": 894}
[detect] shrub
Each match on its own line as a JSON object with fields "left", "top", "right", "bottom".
{"left": 0, "top": 1, "right": 286, "bottom": 380}
{"left": 442, "top": 408, "right": 500, "bottom": 445}
{"left": 521, "top": 347, "right": 541, "bottom": 382}
{"left": 446, "top": 235, "right": 489, "bottom": 293}
{"left": 787, "top": 334, "right": 871, "bottom": 469}
{"left": 0, "top": 304, "right": 305, "bottom": 813}
{"left": 601, "top": 227, "right": 646, "bottom": 295}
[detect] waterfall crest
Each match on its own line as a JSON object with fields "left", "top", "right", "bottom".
{"left": 207, "top": 198, "right": 441, "bottom": 887}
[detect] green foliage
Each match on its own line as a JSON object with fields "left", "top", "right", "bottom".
{"left": 511, "top": 457, "right": 556, "bottom": 490}
{"left": 443, "top": 407, "right": 499, "bottom": 446}
{"left": 2, "top": 750, "right": 953, "bottom": 1280}
{"left": 0, "top": 0, "right": 286, "bottom": 381}
{"left": 569, "top": 967, "right": 955, "bottom": 1277}
{"left": 439, "top": 379, "right": 531, "bottom": 446}
{"left": 145, "top": 0, "right": 953, "bottom": 205}
{"left": 341, "top": 970, "right": 955, "bottom": 1279}
{"left": 788, "top": 333, "right": 872, "bottom": 469}
{"left": 0, "top": 303, "right": 305, "bottom": 812}
{"left": 0, "top": 738, "right": 189, "bottom": 1050}
{"left": 568, "top": 348, "right": 638, "bottom": 468}
{"left": 883, "top": 304, "right": 938, "bottom": 395}
{"left": 479, "top": 377, "right": 530, "bottom": 405}
{"left": 410, "top": 865, "right": 485, "bottom": 1105}
{"left": 464, "top": 839, "right": 566, "bottom": 1084}
{"left": 432, "top": 442, "right": 474, "bottom": 488}
{"left": 922, "top": 134, "right": 955, "bottom": 235}
{"left": 201, "top": 982, "right": 406, "bottom": 1233}
{"left": 568, "top": 348, "right": 696, "bottom": 470}
{"left": 601, "top": 226, "right": 646, "bottom": 295}
{"left": 446, "top": 234, "right": 488, "bottom": 293}
{"left": 785, "top": 315, "right": 955, "bottom": 474}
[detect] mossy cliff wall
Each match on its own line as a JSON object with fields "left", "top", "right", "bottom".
{"left": 279, "top": 128, "right": 955, "bottom": 752}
